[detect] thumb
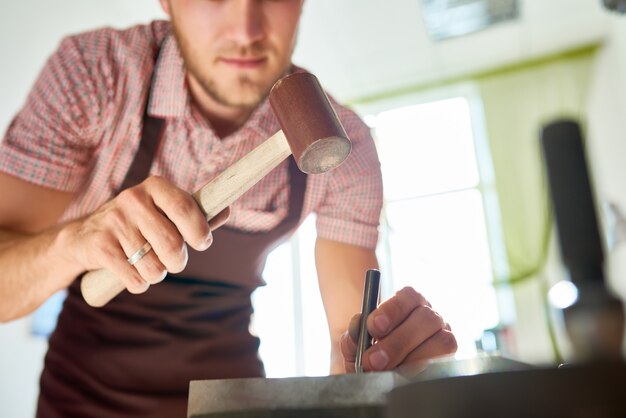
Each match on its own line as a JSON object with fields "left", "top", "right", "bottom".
{"left": 340, "top": 313, "right": 362, "bottom": 373}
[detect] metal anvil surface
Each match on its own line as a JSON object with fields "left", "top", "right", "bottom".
{"left": 187, "top": 371, "right": 407, "bottom": 418}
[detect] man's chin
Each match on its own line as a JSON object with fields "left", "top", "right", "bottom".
{"left": 198, "top": 67, "right": 287, "bottom": 108}
{"left": 211, "top": 82, "right": 273, "bottom": 107}
{"left": 209, "top": 88, "right": 263, "bottom": 107}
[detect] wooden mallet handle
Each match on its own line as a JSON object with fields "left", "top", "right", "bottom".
{"left": 81, "top": 72, "right": 351, "bottom": 307}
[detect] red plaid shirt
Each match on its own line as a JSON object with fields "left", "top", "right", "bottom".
{"left": 0, "top": 21, "right": 382, "bottom": 249}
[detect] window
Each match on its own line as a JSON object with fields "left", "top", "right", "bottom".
{"left": 369, "top": 91, "right": 505, "bottom": 358}
{"left": 252, "top": 215, "right": 330, "bottom": 377}
{"left": 254, "top": 84, "right": 509, "bottom": 375}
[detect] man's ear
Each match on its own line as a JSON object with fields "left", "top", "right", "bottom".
{"left": 159, "top": 0, "right": 172, "bottom": 17}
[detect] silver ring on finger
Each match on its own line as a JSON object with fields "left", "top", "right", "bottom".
{"left": 127, "top": 242, "right": 152, "bottom": 266}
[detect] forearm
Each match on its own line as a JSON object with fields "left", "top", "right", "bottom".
{"left": 315, "top": 238, "right": 379, "bottom": 375}
{"left": 0, "top": 226, "right": 83, "bottom": 322}
{"left": 330, "top": 335, "right": 346, "bottom": 374}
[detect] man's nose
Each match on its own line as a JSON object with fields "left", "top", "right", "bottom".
{"left": 227, "top": 0, "right": 265, "bottom": 46}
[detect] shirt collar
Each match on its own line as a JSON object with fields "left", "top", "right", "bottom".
{"left": 147, "top": 32, "right": 188, "bottom": 118}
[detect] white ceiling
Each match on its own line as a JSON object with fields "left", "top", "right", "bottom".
{"left": 293, "top": 0, "right": 611, "bottom": 103}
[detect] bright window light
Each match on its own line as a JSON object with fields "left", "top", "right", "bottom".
{"left": 254, "top": 215, "right": 331, "bottom": 377}
{"left": 375, "top": 98, "right": 480, "bottom": 200}
{"left": 374, "top": 96, "right": 501, "bottom": 358}
{"left": 548, "top": 280, "right": 579, "bottom": 309}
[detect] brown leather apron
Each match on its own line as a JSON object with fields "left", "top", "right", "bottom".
{"left": 36, "top": 58, "right": 307, "bottom": 417}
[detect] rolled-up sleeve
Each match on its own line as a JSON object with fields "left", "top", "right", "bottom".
{"left": 315, "top": 108, "right": 383, "bottom": 249}
{"left": 0, "top": 35, "right": 102, "bottom": 192}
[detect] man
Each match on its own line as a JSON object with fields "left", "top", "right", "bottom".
{"left": 0, "top": 0, "right": 456, "bottom": 416}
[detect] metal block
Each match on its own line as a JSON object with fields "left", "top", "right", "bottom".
{"left": 188, "top": 371, "right": 406, "bottom": 418}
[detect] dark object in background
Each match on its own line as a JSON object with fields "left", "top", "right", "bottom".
{"left": 541, "top": 121, "right": 604, "bottom": 285}
{"left": 541, "top": 119, "right": 624, "bottom": 361}
{"left": 604, "top": 0, "right": 626, "bottom": 14}
{"left": 388, "top": 361, "right": 626, "bottom": 418}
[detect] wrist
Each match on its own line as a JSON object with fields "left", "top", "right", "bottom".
{"left": 51, "top": 221, "right": 88, "bottom": 282}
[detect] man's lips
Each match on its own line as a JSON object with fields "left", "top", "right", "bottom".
{"left": 219, "top": 57, "right": 267, "bottom": 69}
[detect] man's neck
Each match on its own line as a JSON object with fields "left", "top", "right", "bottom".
{"left": 187, "top": 76, "right": 256, "bottom": 139}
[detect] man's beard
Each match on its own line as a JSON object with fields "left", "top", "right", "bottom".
{"left": 172, "top": 23, "right": 289, "bottom": 109}
{"left": 192, "top": 70, "right": 271, "bottom": 108}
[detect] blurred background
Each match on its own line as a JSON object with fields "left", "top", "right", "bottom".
{"left": 2, "top": 1, "right": 626, "bottom": 416}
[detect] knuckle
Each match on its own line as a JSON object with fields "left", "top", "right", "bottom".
{"left": 98, "top": 241, "right": 121, "bottom": 262}
{"left": 111, "top": 192, "right": 145, "bottom": 226}
{"left": 160, "top": 233, "right": 185, "bottom": 256}
{"left": 420, "top": 306, "right": 441, "bottom": 326}
{"left": 438, "top": 330, "right": 458, "bottom": 354}
{"left": 117, "top": 187, "right": 144, "bottom": 207}
{"left": 145, "top": 175, "right": 164, "bottom": 188}
{"left": 397, "top": 287, "right": 420, "bottom": 300}
{"left": 170, "top": 194, "right": 197, "bottom": 219}
{"left": 392, "top": 288, "right": 425, "bottom": 316}
{"left": 101, "top": 206, "right": 127, "bottom": 232}
{"left": 434, "top": 311, "right": 445, "bottom": 327}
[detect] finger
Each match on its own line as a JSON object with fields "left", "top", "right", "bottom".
{"left": 95, "top": 239, "right": 151, "bottom": 294}
{"left": 109, "top": 197, "right": 171, "bottom": 283}
{"left": 119, "top": 231, "right": 168, "bottom": 286}
{"left": 367, "top": 287, "right": 431, "bottom": 339}
{"left": 198, "top": 206, "right": 231, "bottom": 252}
{"left": 395, "top": 329, "right": 458, "bottom": 378}
{"left": 347, "top": 313, "right": 361, "bottom": 343}
{"left": 340, "top": 331, "right": 357, "bottom": 373}
{"left": 209, "top": 206, "right": 231, "bottom": 230}
{"left": 136, "top": 213, "right": 188, "bottom": 274}
{"left": 146, "top": 177, "right": 212, "bottom": 252}
{"left": 364, "top": 305, "right": 445, "bottom": 371}
{"left": 340, "top": 314, "right": 362, "bottom": 373}
{"left": 110, "top": 184, "right": 189, "bottom": 275}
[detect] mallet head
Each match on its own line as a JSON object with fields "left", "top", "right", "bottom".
{"left": 269, "top": 72, "right": 352, "bottom": 174}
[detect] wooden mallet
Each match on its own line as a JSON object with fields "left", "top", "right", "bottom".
{"left": 81, "top": 72, "right": 352, "bottom": 307}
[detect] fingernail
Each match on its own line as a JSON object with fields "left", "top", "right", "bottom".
{"left": 200, "top": 231, "right": 213, "bottom": 250}
{"left": 370, "top": 349, "right": 389, "bottom": 370}
{"left": 374, "top": 314, "right": 390, "bottom": 333}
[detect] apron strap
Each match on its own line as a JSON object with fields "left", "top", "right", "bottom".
{"left": 119, "top": 114, "right": 165, "bottom": 190}
{"left": 118, "top": 39, "right": 166, "bottom": 192}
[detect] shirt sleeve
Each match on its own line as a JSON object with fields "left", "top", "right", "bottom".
{"left": 0, "top": 35, "right": 103, "bottom": 192}
{"left": 314, "top": 106, "right": 383, "bottom": 249}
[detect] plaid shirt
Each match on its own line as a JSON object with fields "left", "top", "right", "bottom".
{"left": 0, "top": 21, "right": 383, "bottom": 249}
